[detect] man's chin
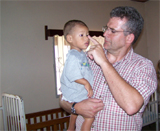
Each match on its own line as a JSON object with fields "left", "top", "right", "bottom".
{"left": 103, "top": 43, "right": 109, "bottom": 50}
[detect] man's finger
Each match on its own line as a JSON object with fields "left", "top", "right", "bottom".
{"left": 89, "top": 45, "right": 96, "bottom": 50}
{"left": 88, "top": 35, "right": 100, "bottom": 45}
{"left": 88, "top": 54, "right": 94, "bottom": 60}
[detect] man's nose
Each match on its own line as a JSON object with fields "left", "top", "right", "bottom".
{"left": 103, "top": 29, "right": 110, "bottom": 37}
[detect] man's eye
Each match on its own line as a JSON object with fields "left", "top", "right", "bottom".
{"left": 111, "top": 29, "right": 116, "bottom": 33}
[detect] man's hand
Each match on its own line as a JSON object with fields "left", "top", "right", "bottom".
{"left": 75, "top": 98, "right": 104, "bottom": 118}
{"left": 60, "top": 95, "right": 104, "bottom": 118}
{"left": 88, "top": 36, "right": 108, "bottom": 66}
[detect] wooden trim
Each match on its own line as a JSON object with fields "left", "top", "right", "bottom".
{"left": 26, "top": 108, "right": 69, "bottom": 118}
{"left": 26, "top": 116, "right": 70, "bottom": 130}
{"left": 45, "top": 25, "right": 103, "bottom": 40}
{"left": 26, "top": 108, "right": 70, "bottom": 130}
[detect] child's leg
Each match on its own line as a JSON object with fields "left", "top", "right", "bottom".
{"left": 68, "top": 114, "right": 77, "bottom": 131}
{"left": 81, "top": 117, "right": 95, "bottom": 131}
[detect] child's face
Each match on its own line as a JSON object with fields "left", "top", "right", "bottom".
{"left": 68, "top": 24, "right": 90, "bottom": 52}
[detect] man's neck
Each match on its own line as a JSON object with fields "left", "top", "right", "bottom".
{"left": 107, "top": 47, "right": 131, "bottom": 64}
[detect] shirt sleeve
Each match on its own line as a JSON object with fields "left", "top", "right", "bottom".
{"left": 131, "top": 60, "right": 157, "bottom": 112}
{"left": 64, "top": 53, "right": 83, "bottom": 82}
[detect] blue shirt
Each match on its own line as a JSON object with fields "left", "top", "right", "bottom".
{"left": 60, "top": 49, "right": 93, "bottom": 102}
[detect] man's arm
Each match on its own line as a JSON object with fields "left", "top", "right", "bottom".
{"left": 59, "top": 95, "right": 104, "bottom": 118}
{"left": 87, "top": 36, "right": 144, "bottom": 115}
{"left": 59, "top": 95, "right": 73, "bottom": 114}
{"left": 100, "top": 62, "right": 143, "bottom": 115}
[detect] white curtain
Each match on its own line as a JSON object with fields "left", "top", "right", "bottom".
{"left": 53, "top": 35, "right": 70, "bottom": 95}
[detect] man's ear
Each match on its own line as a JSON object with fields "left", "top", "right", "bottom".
{"left": 66, "top": 35, "right": 72, "bottom": 43}
{"left": 126, "top": 34, "right": 134, "bottom": 44}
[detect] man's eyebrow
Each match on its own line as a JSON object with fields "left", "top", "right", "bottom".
{"left": 109, "top": 27, "right": 115, "bottom": 30}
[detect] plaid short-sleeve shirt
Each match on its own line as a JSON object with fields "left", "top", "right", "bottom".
{"left": 76, "top": 48, "right": 157, "bottom": 131}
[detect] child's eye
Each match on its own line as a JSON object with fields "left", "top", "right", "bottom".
{"left": 80, "top": 34, "right": 84, "bottom": 37}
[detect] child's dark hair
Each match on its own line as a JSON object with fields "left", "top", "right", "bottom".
{"left": 63, "top": 20, "right": 88, "bottom": 40}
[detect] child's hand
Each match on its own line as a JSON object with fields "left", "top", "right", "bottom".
{"left": 85, "top": 83, "right": 93, "bottom": 98}
{"left": 87, "top": 88, "right": 94, "bottom": 98}
{"left": 75, "top": 78, "right": 93, "bottom": 98}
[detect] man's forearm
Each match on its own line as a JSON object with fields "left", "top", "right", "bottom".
{"left": 59, "top": 95, "right": 72, "bottom": 114}
{"left": 100, "top": 61, "right": 143, "bottom": 115}
{"left": 59, "top": 95, "right": 104, "bottom": 118}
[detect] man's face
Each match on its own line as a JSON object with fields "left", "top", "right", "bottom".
{"left": 103, "top": 17, "right": 128, "bottom": 54}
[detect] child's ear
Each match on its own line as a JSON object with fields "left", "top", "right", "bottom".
{"left": 66, "top": 35, "right": 72, "bottom": 43}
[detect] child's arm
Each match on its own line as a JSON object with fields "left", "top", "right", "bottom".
{"left": 75, "top": 78, "right": 93, "bottom": 98}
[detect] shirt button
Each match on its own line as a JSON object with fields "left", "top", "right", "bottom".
{"left": 99, "top": 95, "right": 101, "bottom": 98}
{"left": 91, "top": 125, "right": 94, "bottom": 128}
{"left": 104, "top": 80, "right": 107, "bottom": 84}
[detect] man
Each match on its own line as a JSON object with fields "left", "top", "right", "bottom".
{"left": 60, "top": 6, "right": 157, "bottom": 131}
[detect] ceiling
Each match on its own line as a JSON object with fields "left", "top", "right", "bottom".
{"left": 131, "top": 0, "right": 149, "bottom": 2}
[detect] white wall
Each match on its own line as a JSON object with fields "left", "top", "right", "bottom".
{"left": 0, "top": 2, "right": 159, "bottom": 130}
{"left": 0, "top": 0, "right": 3, "bottom": 129}
{"left": 145, "top": 1, "right": 160, "bottom": 97}
{"left": 145, "top": 1, "right": 159, "bottom": 68}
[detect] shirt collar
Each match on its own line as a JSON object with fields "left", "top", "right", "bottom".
{"left": 124, "top": 47, "right": 133, "bottom": 61}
